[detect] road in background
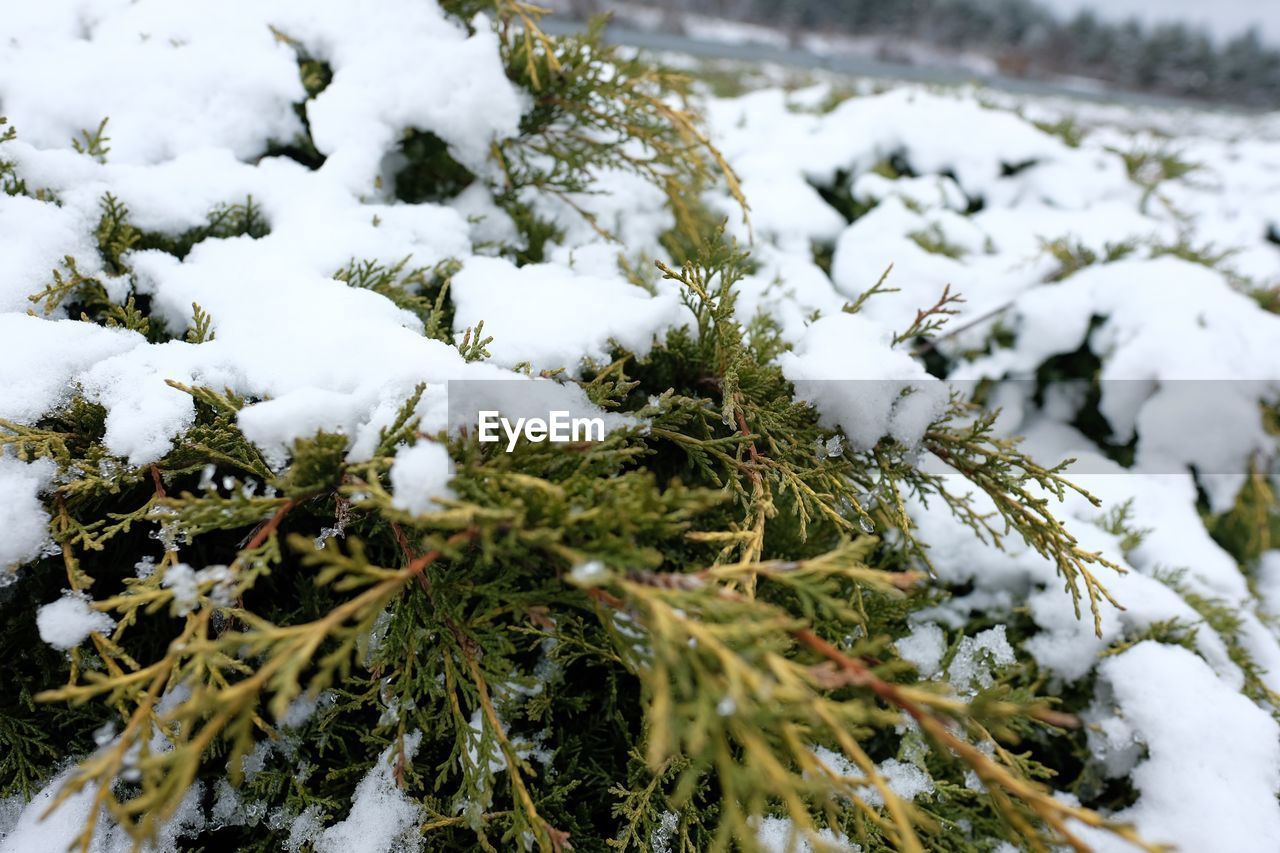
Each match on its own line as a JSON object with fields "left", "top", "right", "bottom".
{"left": 542, "top": 17, "right": 1251, "bottom": 113}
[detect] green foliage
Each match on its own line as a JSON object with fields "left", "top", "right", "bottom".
{"left": 1110, "top": 142, "right": 1201, "bottom": 212}
{"left": 1095, "top": 498, "right": 1150, "bottom": 558}
{"left": 1155, "top": 567, "right": 1280, "bottom": 708}
{"left": 1147, "top": 236, "right": 1248, "bottom": 287}
{"left": 136, "top": 195, "right": 269, "bottom": 260}
{"left": 462, "top": 2, "right": 747, "bottom": 250}
{"left": 1032, "top": 115, "right": 1086, "bottom": 148}
{"left": 907, "top": 224, "right": 966, "bottom": 259}
{"left": 265, "top": 26, "right": 332, "bottom": 169}
{"left": 811, "top": 168, "right": 875, "bottom": 225}
{"left": 26, "top": 193, "right": 268, "bottom": 343}
{"left": 28, "top": 255, "right": 113, "bottom": 318}
{"left": 1208, "top": 464, "right": 1280, "bottom": 567}
{"left": 0, "top": 576, "right": 103, "bottom": 800}
{"left": 0, "top": 116, "right": 38, "bottom": 198}
{"left": 97, "top": 192, "right": 141, "bottom": 275}
{"left": 186, "top": 303, "right": 217, "bottom": 344}
{"left": 1113, "top": 144, "right": 1200, "bottom": 187}
{"left": 4, "top": 230, "right": 1147, "bottom": 852}
{"left": 1252, "top": 283, "right": 1280, "bottom": 315}
{"left": 1040, "top": 236, "right": 1137, "bottom": 282}
{"left": 1148, "top": 237, "right": 1236, "bottom": 269}
{"left": 394, "top": 130, "right": 478, "bottom": 203}
{"left": 0, "top": 8, "right": 1168, "bottom": 853}
{"left": 71, "top": 117, "right": 112, "bottom": 162}
{"left": 334, "top": 256, "right": 459, "bottom": 341}
{"left": 456, "top": 321, "right": 494, "bottom": 362}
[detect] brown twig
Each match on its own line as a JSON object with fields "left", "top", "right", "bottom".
{"left": 791, "top": 629, "right": 1147, "bottom": 852}
{"left": 149, "top": 464, "right": 166, "bottom": 498}
{"left": 894, "top": 283, "right": 965, "bottom": 346}
{"left": 241, "top": 499, "right": 296, "bottom": 556}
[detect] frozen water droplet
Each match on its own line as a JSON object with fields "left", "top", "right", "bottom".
{"left": 858, "top": 515, "right": 876, "bottom": 534}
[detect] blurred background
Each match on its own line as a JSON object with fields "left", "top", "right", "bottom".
{"left": 544, "top": 0, "right": 1280, "bottom": 108}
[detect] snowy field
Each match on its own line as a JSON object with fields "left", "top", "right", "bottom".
{"left": 2, "top": 2, "right": 1280, "bottom": 852}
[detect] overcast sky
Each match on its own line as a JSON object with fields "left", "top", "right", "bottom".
{"left": 1037, "top": 0, "right": 1280, "bottom": 43}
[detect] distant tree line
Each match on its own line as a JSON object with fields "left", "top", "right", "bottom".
{"left": 587, "top": 0, "right": 1280, "bottom": 107}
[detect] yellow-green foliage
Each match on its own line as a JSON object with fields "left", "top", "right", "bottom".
{"left": 0, "top": 6, "right": 1165, "bottom": 853}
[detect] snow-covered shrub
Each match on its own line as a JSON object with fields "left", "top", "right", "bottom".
{"left": 2, "top": 2, "right": 1279, "bottom": 853}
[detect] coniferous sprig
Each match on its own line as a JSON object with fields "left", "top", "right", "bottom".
{"left": 450, "top": 1, "right": 748, "bottom": 246}
{"left": 96, "top": 192, "right": 140, "bottom": 275}
{"left": 27, "top": 256, "right": 112, "bottom": 317}
{"left": 920, "top": 410, "right": 1125, "bottom": 634}
{"left": 1, "top": 116, "right": 33, "bottom": 197}
{"left": 334, "top": 255, "right": 459, "bottom": 341}
{"left": 570, "top": 553, "right": 1154, "bottom": 852}
{"left": 71, "top": 117, "right": 111, "bottom": 162}
{"left": 1, "top": 9, "right": 1160, "bottom": 853}
{"left": 136, "top": 194, "right": 269, "bottom": 260}
{"left": 650, "top": 236, "right": 1123, "bottom": 630}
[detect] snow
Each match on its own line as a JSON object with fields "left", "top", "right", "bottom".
{"left": 954, "top": 257, "right": 1280, "bottom": 511}
{"left": 314, "top": 733, "right": 425, "bottom": 853}
{"left": 0, "top": 457, "right": 56, "bottom": 577}
{"left": 36, "top": 592, "right": 116, "bottom": 650}
{"left": 0, "top": 1, "right": 523, "bottom": 181}
{"left": 1257, "top": 551, "right": 1280, "bottom": 619}
{"left": 569, "top": 560, "right": 609, "bottom": 585}
{"left": 1082, "top": 642, "right": 1280, "bottom": 852}
{"left": 295, "top": 8, "right": 524, "bottom": 185}
{"left": 3, "top": 1, "right": 1280, "bottom": 850}
{"left": 778, "top": 313, "right": 947, "bottom": 450}
{"left": 946, "top": 625, "right": 1016, "bottom": 695}
{"left": 0, "top": 316, "right": 142, "bottom": 425}
{"left": 731, "top": 246, "right": 847, "bottom": 341}
{"left": 0, "top": 193, "right": 100, "bottom": 313}
{"left": 809, "top": 745, "right": 935, "bottom": 812}
{"left": 0, "top": 1, "right": 551, "bottom": 473}
{"left": 0, "top": 2, "right": 303, "bottom": 166}
{"left": 894, "top": 622, "right": 946, "bottom": 678}
{"left": 0, "top": 768, "right": 104, "bottom": 853}
{"left": 867, "top": 759, "right": 934, "bottom": 807}
{"left": 450, "top": 256, "right": 688, "bottom": 375}
{"left": 286, "top": 805, "right": 326, "bottom": 852}
{"left": 755, "top": 815, "right": 857, "bottom": 853}
{"left": 910, "top": 434, "right": 1268, "bottom": 685}
{"left": 389, "top": 441, "right": 455, "bottom": 516}
{"left": 160, "top": 562, "right": 234, "bottom": 616}
{"left": 708, "top": 88, "right": 1082, "bottom": 213}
